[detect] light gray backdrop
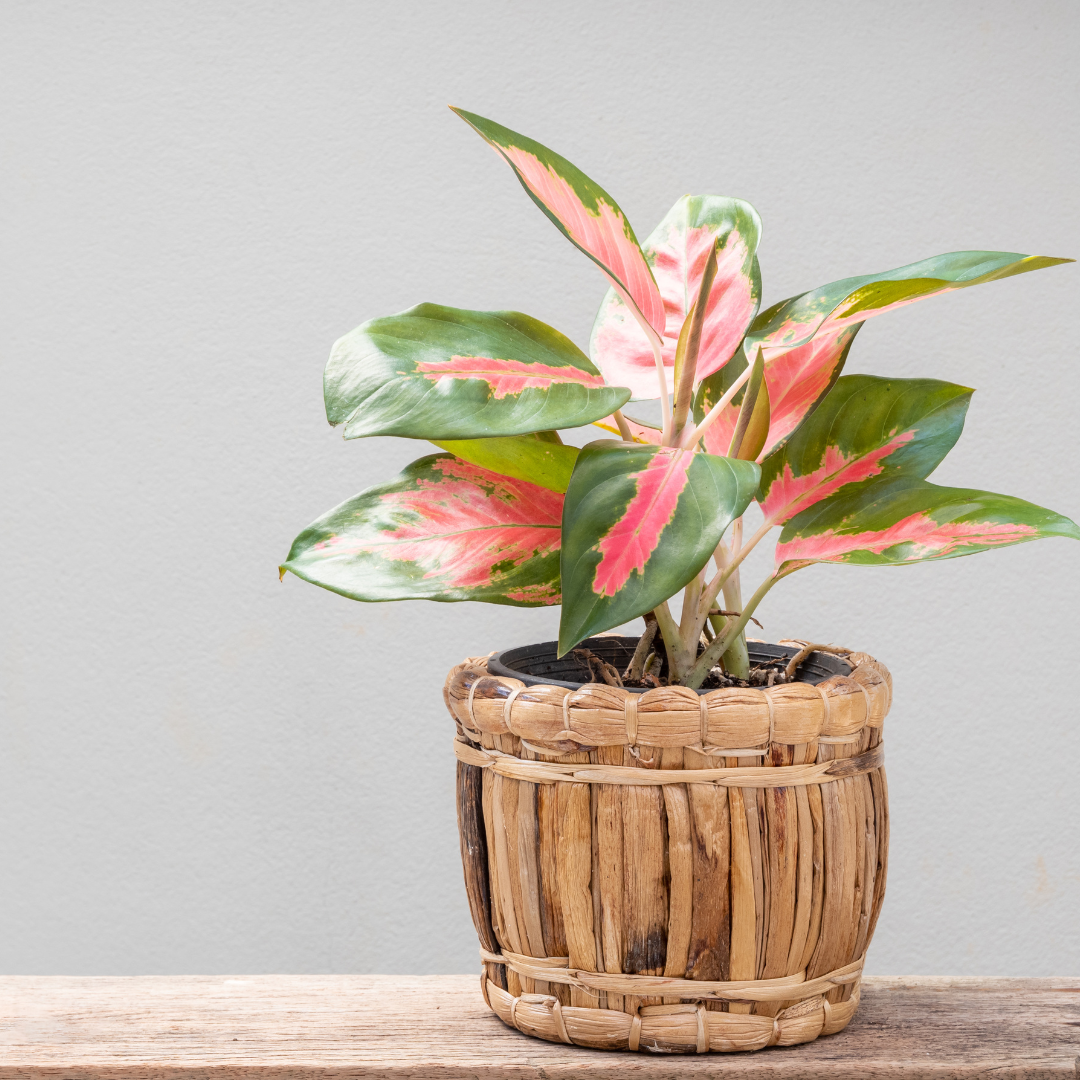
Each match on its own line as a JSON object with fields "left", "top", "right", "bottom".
{"left": 2, "top": 0, "right": 1077, "bottom": 977}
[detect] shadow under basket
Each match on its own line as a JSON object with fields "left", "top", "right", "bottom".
{"left": 443, "top": 638, "right": 892, "bottom": 1054}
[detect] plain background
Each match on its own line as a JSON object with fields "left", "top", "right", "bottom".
{"left": 2, "top": 0, "right": 1078, "bottom": 977}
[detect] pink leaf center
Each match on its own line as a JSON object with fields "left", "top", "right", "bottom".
{"left": 593, "top": 449, "right": 693, "bottom": 596}
{"left": 776, "top": 512, "right": 1038, "bottom": 567}
{"left": 415, "top": 355, "right": 606, "bottom": 398}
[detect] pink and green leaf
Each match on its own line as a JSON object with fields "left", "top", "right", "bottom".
{"left": 431, "top": 433, "right": 580, "bottom": 493}
{"left": 776, "top": 475, "right": 1079, "bottom": 573}
{"left": 748, "top": 250, "right": 1072, "bottom": 353}
{"left": 758, "top": 375, "right": 973, "bottom": 526}
{"left": 324, "top": 304, "right": 630, "bottom": 440}
{"left": 452, "top": 108, "right": 665, "bottom": 339}
{"left": 695, "top": 323, "right": 861, "bottom": 461}
{"left": 558, "top": 441, "right": 759, "bottom": 653}
{"left": 590, "top": 195, "right": 762, "bottom": 398}
{"left": 281, "top": 454, "right": 563, "bottom": 605}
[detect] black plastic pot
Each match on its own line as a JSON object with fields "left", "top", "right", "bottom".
{"left": 488, "top": 635, "right": 852, "bottom": 693}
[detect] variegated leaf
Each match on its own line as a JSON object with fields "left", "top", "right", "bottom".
{"left": 695, "top": 323, "right": 861, "bottom": 460}
{"left": 559, "top": 441, "right": 759, "bottom": 652}
{"left": 431, "top": 433, "right": 579, "bottom": 493}
{"left": 281, "top": 455, "right": 562, "bottom": 605}
{"left": 591, "top": 195, "right": 763, "bottom": 398}
{"left": 776, "top": 475, "right": 1079, "bottom": 573}
{"left": 324, "top": 304, "right": 630, "bottom": 439}
{"left": 452, "top": 108, "right": 665, "bottom": 338}
{"left": 759, "top": 376, "right": 972, "bottom": 527}
{"left": 748, "top": 250, "right": 1072, "bottom": 353}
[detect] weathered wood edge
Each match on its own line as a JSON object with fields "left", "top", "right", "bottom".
{"left": 1, "top": 975, "right": 1077, "bottom": 1079}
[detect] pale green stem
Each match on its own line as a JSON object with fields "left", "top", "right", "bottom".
{"left": 678, "top": 572, "right": 704, "bottom": 655}
{"left": 682, "top": 572, "right": 781, "bottom": 690}
{"left": 704, "top": 518, "right": 775, "bottom": 606}
{"left": 652, "top": 600, "right": 693, "bottom": 681}
{"left": 676, "top": 364, "right": 753, "bottom": 449}
{"left": 612, "top": 408, "right": 634, "bottom": 441}
{"left": 719, "top": 518, "right": 749, "bottom": 679}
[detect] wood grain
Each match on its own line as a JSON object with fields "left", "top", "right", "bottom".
{"left": 555, "top": 781, "right": 595, "bottom": 1008}
{"left": 2, "top": 975, "right": 1077, "bottom": 1077}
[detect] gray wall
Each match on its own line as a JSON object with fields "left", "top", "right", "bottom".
{"left": 2, "top": 0, "right": 1077, "bottom": 977}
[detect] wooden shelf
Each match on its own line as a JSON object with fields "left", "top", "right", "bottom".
{"left": 2, "top": 974, "right": 1078, "bottom": 1077}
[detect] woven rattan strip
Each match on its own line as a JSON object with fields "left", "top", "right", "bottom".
{"left": 482, "top": 977, "right": 863, "bottom": 1052}
{"left": 479, "top": 947, "right": 864, "bottom": 1002}
{"left": 453, "top": 736, "right": 883, "bottom": 787}
{"left": 444, "top": 649, "right": 892, "bottom": 750}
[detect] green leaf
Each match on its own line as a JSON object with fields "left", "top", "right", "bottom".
{"left": 759, "top": 375, "right": 973, "bottom": 526}
{"left": 558, "top": 441, "right": 760, "bottom": 653}
{"left": 324, "top": 304, "right": 631, "bottom": 440}
{"left": 431, "top": 433, "right": 579, "bottom": 493}
{"left": 776, "top": 475, "right": 1079, "bottom": 572}
{"left": 749, "top": 250, "right": 1072, "bottom": 353}
{"left": 281, "top": 454, "right": 563, "bottom": 606}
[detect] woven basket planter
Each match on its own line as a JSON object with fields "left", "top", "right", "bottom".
{"left": 443, "top": 639, "right": 891, "bottom": 1054}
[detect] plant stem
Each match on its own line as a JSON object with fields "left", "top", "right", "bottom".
{"left": 705, "top": 518, "right": 775, "bottom": 605}
{"left": 613, "top": 408, "right": 634, "bottom": 441}
{"left": 676, "top": 363, "right": 753, "bottom": 448}
{"left": 679, "top": 571, "right": 704, "bottom": 653}
{"left": 623, "top": 613, "right": 658, "bottom": 681}
{"left": 652, "top": 600, "right": 694, "bottom": 681}
{"left": 682, "top": 572, "right": 780, "bottom": 690}
{"left": 719, "top": 519, "right": 749, "bottom": 679}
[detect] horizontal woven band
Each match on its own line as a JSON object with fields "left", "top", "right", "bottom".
{"left": 480, "top": 947, "right": 863, "bottom": 1002}
{"left": 454, "top": 736, "right": 883, "bottom": 788}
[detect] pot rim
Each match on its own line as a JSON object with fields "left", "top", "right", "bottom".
{"left": 487, "top": 635, "right": 853, "bottom": 694}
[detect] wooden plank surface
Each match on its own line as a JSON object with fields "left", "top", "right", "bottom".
{"left": 1, "top": 975, "right": 1078, "bottom": 1078}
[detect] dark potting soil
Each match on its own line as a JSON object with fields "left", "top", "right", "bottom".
{"left": 488, "top": 636, "right": 852, "bottom": 694}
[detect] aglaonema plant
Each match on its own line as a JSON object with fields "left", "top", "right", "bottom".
{"left": 282, "top": 108, "right": 1078, "bottom": 689}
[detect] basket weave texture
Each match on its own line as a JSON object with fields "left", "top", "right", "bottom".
{"left": 443, "top": 641, "right": 891, "bottom": 1054}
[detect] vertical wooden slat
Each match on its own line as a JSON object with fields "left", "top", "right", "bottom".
{"left": 787, "top": 782, "right": 814, "bottom": 973}
{"left": 807, "top": 777, "right": 846, "bottom": 983}
{"left": 557, "top": 781, "right": 596, "bottom": 1008}
{"left": 726, "top": 776, "right": 755, "bottom": 1016}
{"left": 851, "top": 772, "right": 877, "bottom": 967}
{"left": 595, "top": 745, "right": 625, "bottom": 1014}
{"left": 502, "top": 776, "right": 537, "bottom": 993}
{"left": 490, "top": 772, "right": 523, "bottom": 997}
{"left": 622, "top": 748, "right": 667, "bottom": 1009}
{"left": 537, "top": 781, "right": 569, "bottom": 1005}
{"left": 760, "top": 761, "right": 798, "bottom": 1017}
{"left": 742, "top": 782, "right": 767, "bottom": 980}
{"left": 866, "top": 765, "right": 890, "bottom": 947}
{"left": 685, "top": 747, "right": 730, "bottom": 989}
{"left": 846, "top": 773, "right": 868, "bottom": 976}
{"left": 455, "top": 761, "right": 497, "bottom": 954}
{"left": 661, "top": 747, "right": 691, "bottom": 1005}
{"left": 589, "top": 781, "right": 607, "bottom": 1010}
{"left": 798, "top": 780, "right": 826, "bottom": 973}
{"left": 516, "top": 782, "right": 546, "bottom": 964}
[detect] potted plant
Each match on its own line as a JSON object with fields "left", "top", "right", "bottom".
{"left": 281, "top": 109, "right": 1076, "bottom": 1054}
